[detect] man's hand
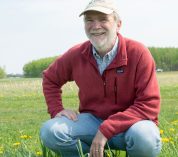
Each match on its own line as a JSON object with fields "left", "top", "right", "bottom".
{"left": 55, "top": 109, "right": 78, "bottom": 121}
{"left": 90, "top": 130, "right": 108, "bottom": 157}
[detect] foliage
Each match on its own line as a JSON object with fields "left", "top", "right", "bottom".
{"left": 23, "top": 56, "right": 57, "bottom": 78}
{"left": 149, "top": 47, "right": 178, "bottom": 71}
{"left": 0, "top": 66, "right": 6, "bottom": 79}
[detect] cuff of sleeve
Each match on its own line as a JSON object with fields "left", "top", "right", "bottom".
{"left": 50, "top": 108, "right": 64, "bottom": 118}
{"left": 99, "top": 124, "right": 114, "bottom": 140}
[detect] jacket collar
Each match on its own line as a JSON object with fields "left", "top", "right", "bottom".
{"left": 81, "top": 33, "right": 128, "bottom": 69}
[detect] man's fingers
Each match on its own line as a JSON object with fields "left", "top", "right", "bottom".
{"left": 90, "top": 130, "right": 107, "bottom": 157}
{"left": 67, "top": 112, "right": 78, "bottom": 121}
{"left": 90, "top": 149, "right": 103, "bottom": 157}
{"left": 55, "top": 109, "right": 78, "bottom": 121}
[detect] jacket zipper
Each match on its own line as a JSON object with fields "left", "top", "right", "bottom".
{"left": 114, "top": 77, "right": 117, "bottom": 104}
{"left": 102, "top": 72, "right": 106, "bottom": 97}
{"left": 103, "top": 80, "right": 106, "bottom": 97}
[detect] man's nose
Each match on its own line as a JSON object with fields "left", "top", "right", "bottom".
{"left": 92, "top": 20, "right": 102, "bottom": 29}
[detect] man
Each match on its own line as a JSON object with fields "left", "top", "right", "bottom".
{"left": 40, "top": 0, "right": 162, "bottom": 157}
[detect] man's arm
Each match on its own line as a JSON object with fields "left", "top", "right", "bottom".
{"left": 42, "top": 53, "right": 73, "bottom": 118}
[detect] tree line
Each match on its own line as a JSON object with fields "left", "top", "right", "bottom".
{"left": 149, "top": 47, "right": 178, "bottom": 71}
{"left": 0, "top": 47, "right": 178, "bottom": 78}
{"left": 22, "top": 47, "right": 178, "bottom": 77}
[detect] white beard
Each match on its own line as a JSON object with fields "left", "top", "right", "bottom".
{"left": 89, "top": 28, "right": 117, "bottom": 53}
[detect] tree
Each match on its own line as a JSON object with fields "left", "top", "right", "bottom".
{"left": 23, "top": 56, "right": 57, "bottom": 78}
{"left": 0, "top": 67, "right": 6, "bottom": 79}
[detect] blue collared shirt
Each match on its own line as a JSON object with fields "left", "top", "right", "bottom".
{"left": 92, "top": 37, "right": 119, "bottom": 75}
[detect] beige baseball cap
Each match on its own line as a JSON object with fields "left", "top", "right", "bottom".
{"left": 79, "top": 0, "right": 119, "bottom": 17}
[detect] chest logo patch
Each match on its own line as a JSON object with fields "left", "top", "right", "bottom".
{"left": 116, "top": 67, "right": 124, "bottom": 74}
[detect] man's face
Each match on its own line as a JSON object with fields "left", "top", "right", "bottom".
{"left": 84, "top": 11, "right": 119, "bottom": 53}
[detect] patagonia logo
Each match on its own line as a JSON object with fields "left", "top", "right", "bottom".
{"left": 116, "top": 68, "right": 124, "bottom": 74}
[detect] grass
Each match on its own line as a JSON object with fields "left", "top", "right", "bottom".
{"left": 0, "top": 71, "right": 178, "bottom": 157}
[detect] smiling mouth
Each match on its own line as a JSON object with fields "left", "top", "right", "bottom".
{"left": 91, "top": 32, "right": 105, "bottom": 36}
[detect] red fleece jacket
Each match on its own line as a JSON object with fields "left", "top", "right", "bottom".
{"left": 42, "top": 33, "right": 160, "bottom": 139}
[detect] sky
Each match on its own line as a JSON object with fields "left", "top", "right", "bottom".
{"left": 0, "top": 0, "right": 178, "bottom": 74}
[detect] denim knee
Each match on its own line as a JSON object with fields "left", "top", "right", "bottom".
{"left": 40, "top": 118, "right": 77, "bottom": 151}
{"left": 125, "top": 120, "right": 162, "bottom": 157}
{"left": 40, "top": 119, "right": 58, "bottom": 150}
{"left": 40, "top": 116, "right": 93, "bottom": 157}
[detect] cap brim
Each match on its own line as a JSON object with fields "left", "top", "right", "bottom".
{"left": 79, "top": 7, "right": 113, "bottom": 17}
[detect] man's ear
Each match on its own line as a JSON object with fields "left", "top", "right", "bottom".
{"left": 117, "top": 20, "right": 122, "bottom": 32}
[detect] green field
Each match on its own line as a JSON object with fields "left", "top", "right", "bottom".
{"left": 0, "top": 72, "right": 178, "bottom": 157}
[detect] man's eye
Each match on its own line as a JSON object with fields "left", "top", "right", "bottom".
{"left": 85, "top": 19, "right": 93, "bottom": 22}
{"left": 100, "top": 19, "right": 107, "bottom": 22}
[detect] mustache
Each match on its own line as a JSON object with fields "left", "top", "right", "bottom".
{"left": 90, "top": 30, "right": 105, "bottom": 34}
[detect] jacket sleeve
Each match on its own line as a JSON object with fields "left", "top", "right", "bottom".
{"left": 42, "top": 52, "right": 73, "bottom": 118}
{"left": 99, "top": 46, "right": 161, "bottom": 139}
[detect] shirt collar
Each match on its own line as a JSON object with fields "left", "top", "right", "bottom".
{"left": 92, "top": 37, "right": 119, "bottom": 60}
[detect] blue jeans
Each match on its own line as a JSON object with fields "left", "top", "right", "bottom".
{"left": 40, "top": 113, "right": 162, "bottom": 157}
